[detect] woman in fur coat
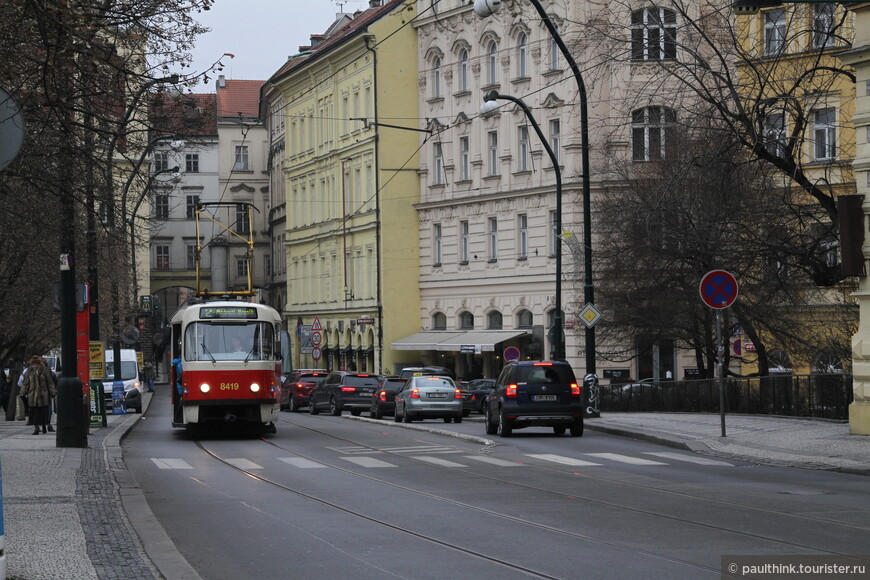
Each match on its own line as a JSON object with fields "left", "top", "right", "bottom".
{"left": 20, "top": 356, "right": 56, "bottom": 434}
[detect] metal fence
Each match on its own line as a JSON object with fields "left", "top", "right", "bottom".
{"left": 600, "top": 374, "right": 853, "bottom": 420}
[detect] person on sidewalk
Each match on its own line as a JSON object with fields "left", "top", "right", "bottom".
{"left": 15, "top": 363, "right": 29, "bottom": 422}
{"left": 144, "top": 361, "right": 155, "bottom": 392}
{"left": 0, "top": 370, "right": 13, "bottom": 413}
{"left": 20, "top": 355, "right": 56, "bottom": 434}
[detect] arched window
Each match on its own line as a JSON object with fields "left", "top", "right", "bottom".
{"left": 487, "top": 311, "right": 503, "bottom": 330}
{"left": 517, "top": 33, "right": 528, "bottom": 78}
{"left": 546, "top": 309, "right": 564, "bottom": 328}
{"left": 549, "top": 24, "right": 560, "bottom": 70}
{"left": 632, "top": 106, "right": 676, "bottom": 161}
{"left": 487, "top": 40, "right": 498, "bottom": 85}
{"left": 769, "top": 349, "right": 793, "bottom": 374}
{"left": 631, "top": 7, "right": 677, "bottom": 61}
{"left": 813, "top": 351, "right": 844, "bottom": 374}
{"left": 459, "top": 311, "right": 475, "bottom": 330}
{"left": 432, "top": 312, "right": 447, "bottom": 330}
{"left": 458, "top": 49, "right": 469, "bottom": 92}
{"left": 516, "top": 309, "right": 533, "bottom": 328}
{"left": 432, "top": 56, "right": 442, "bottom": 98}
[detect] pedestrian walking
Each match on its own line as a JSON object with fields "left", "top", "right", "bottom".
{"left": 5, "top": 359, "right": 22, "bottom": 421}
{"left": 20, "top": 355, "right": 56, "bottom": 434}
{"left": 144, "top": 361, "right": 155, "bottom": 392}
{"left": 0, "top": 370, "right": 13, "bottom": 413}
{"left": 15, "top": 364, "right": 29, "bottom": 422}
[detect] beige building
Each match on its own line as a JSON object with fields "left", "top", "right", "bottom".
{"left": 267, "top": 0, "right": 421, "bottom": 374}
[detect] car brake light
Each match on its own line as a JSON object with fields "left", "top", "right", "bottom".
{"left": 506, "top": 384, "right": 517, "bottom": 398}
{"left": 341, "top": 387, "right": 355, "bottom": 392}
{"left": 533, "top": 362, "right": 552, "bottom": 366}
{"left": 379, "top": 390, "right": 387, "bottom": 401}
{"left": 571, "top": 383, "right": 581, "bottom": 397}
{"left": 410, "top": 388, "right": 420, "bottom": 399}
{"left": 454, "top": 389, "right": 462, "bottom": 399}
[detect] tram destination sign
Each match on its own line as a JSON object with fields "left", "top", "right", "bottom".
{"left": 199, "top": 306, "right": 258, "bottom": 320}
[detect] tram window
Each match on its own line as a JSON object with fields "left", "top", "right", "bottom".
{"left": 184, "top": 321, "right": 276, "bottom": 361}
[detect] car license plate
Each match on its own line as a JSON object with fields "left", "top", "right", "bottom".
{"left": 533, "top": 395, "right": 557, "bottom": 402}
{"left": 357, "top": 390, "right": 372, "bottom": 396}
{"left": 428, "top": 393, "right": 447, "bottom": 398}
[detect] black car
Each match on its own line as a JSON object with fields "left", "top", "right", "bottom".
{"left": 463, "top": 378, "right": 496, "bottom": 414}
{"left": 370, "top": 376, "right": 405, "bottom": 419}
{"left": 309, "top": 371, "right": 382, "bottom": 416}
{"left": 484, "top": 361, "right": 583, "bottom": 437}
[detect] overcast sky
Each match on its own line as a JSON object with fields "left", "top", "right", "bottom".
{"left": 183, "top": 0, "right": 372, "bottom": 84}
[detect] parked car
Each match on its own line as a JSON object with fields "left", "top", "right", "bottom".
{"left": 463, "top": 378, "right": 496, "bottom": 414}
{"left": 370, "top": 376, "right": 406, "bottom": 419}
{"left": 280, "top": 370, "right": 327, "bottom": 412}
{"left": 394, "top": 375, "right": 463, "bottom": 424}
{"left": 309, "top": 371, "right": 382, "bottom": 416}
{"left": 484, "top": 361, "right": 583, "bottom": 437}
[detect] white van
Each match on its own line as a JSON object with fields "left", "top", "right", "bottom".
{"left": 102, "top": 349, "right": 142, "bottom": 413}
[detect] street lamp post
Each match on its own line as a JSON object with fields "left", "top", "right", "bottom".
{"left": 474, "top": 0, "right": 596, "bottom": 381}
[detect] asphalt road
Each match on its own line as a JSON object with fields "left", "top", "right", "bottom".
{"left": 123, "top": 391, "right": 870, "bottom": 580}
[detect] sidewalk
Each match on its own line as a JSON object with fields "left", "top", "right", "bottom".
{"left": 586, "top": 412, "right": 870, "bottom": 475}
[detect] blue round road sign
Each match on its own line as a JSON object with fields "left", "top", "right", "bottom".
{"left": 503, "top": 346, "right": 520, "bottom": 361}
{"left": 699, "top": 270, "right": 739, "bottom": 309}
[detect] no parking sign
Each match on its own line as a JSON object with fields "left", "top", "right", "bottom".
{"left": 699, "top": 270, "right": 739, "bottom": 309}
{"left": 503, "top": 346, "right": 520, "bottom": 361}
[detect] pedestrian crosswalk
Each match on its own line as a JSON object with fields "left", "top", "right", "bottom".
{"left": 151, "top": 451, "right": 733, "bottom": 471}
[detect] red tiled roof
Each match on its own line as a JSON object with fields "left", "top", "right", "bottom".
{"left": 217, "top": 79, "right": 264, "bottom": 118}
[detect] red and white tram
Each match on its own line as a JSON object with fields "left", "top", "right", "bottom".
{"left": 169, "top": 300, "right": 282, "bottom": 432}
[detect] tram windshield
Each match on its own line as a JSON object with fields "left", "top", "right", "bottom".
{"left": 184, "top": 321, "right": 275, "bottom": 362}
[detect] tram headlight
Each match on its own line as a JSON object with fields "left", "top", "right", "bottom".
{"left": 200, "top": 383, "right": 210, "bottom": 393}
{"left": 250, "top": 383, "right": 261, "bottom": 393}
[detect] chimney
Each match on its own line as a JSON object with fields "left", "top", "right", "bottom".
{"left": 217, "top": 75, "right": 226, "bottom": 89}
{"left": 369, "top": 0, "right": 380, "bottom": 6}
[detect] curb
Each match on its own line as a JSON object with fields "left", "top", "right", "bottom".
{"left": 107, "top": 393, "right": 204, "bottom": 580}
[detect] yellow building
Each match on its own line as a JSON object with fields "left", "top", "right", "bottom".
{"left": 267, "top": 0, "right": 420, "bottom": 374}
{"left": 735, "top": 3, "right": 857, "bottom": 375}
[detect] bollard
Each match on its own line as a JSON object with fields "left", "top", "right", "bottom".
{"left": 111, "top": 380, "right": 126, "bottom": 415}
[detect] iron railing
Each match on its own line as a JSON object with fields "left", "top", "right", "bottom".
{"left": 600, "top": 374, "right": 852, "bottom": 420}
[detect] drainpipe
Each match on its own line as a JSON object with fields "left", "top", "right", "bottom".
{"left": 364, "top": 34, "right": 384, "bottom": 375}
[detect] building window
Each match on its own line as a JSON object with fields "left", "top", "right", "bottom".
{"left": 458, "top": 49, "right": 469, "bottom": 92}
{"left": 460, "top": 220, "right": 469, "bottom": 263}
{"left": 550, "top": 210, "right": 558, "bottom": 257}
{"left": 518, "top": 214, "right": 528, "bottom": 259}
{"left": 814, "top": 108, "right": 836, "bottom": 160}
{"left": 488, "top": 217, "right": 498, "bottom": 261}
{"left": 517, "top": 309, "right": 533, "bottom": 328}
{"left": 264, "top": 254, "right": 272, "bottom": 278}
{"left": 153, "top": 151, "right": 169, "bottom": 172}
{"left": 432, "top": 56, "right": 442, "bottom": 98}
{"left": 813, "top": 3, "right": 836, "bottom": 49}
{"left": 487, "top": 130, "right": 499, "bottom": 176}
{"left": 487, "top": 310, "right": 503, "bottom": 330}
{"left": 186, "top": 244, "right": 196, "bottom": 270}
{"left": 236, "top": 257, "right": 248, "bottom": 277}
{"left": 632, "top": 106, "right": 676, "bottom": 161}
{"left": 185, "top": 153, "right": 199, "bottom": 173}
{"left": 459, "top": 311, "right": 474, "bottom": 330}
{"left": 549, "top": 25, "right": 560, "bottom": 70}
{"left": 155, "top": 194, "right": 169, "bottom": 219}
{"left": 487, "top": 40, "right": 498, "bottom": 85}
{"left": 631, "top": 7, "right": 677, "bottom": 61}
{"left": 518, "top": 126, "right": 530, "bottom": 172}
{"left": 433, "top": 223, "right": 442, "bottom": 266}
{"left": 186, "top": 194, "right": 199, "bottom": 219}
{"left": 236, "top": 204, "right": 250, "bottom": 234}
{"left": 517, "top": 33, "right": 528, "bottom": 78}
{"left": 233, "top": 145, "right": 249, "bottom": 171}
{"left": 549, "top": 119, "right": 561, "bottom": 164}
{"left": 432, "top": 312, "right": 447, "bottom": 330}
{"left": 764, "top": 113, "right": 786, "bottom": 157}
{"left": 433, "top": 142, "right": 444, "bottom": 185}
{"left": 764, "top": 8, "right": 786, "bottom": 56}
{"left": 459, "top": 136, "right": 470, "bottom": 181}
{"left": 154, "top": 245, "right": 170, "bottom": 270}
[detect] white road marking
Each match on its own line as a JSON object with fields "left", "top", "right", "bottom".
{"left": 151, "top": 458, "right": 193, "bottom": 470}
{"left": 463, "top": 456, "right": 524, "bottom": 467}
{"left": 643, "top": 452, "right": 733, "bottom": 466}
{"left": 526, "top": 454, "right": 602, "bottom": 467}
{"left": 413, "top": 456, "right": 468, "bottom": 468}
{"left": 585, "top": 453, "right": 668, "bottom": 466}
{"left": 225, "top": 458, "right": 263, "bottom": 470}
{"left": 278, "top": 457, "right": 327, "bottom": 469}
{"left": 340, "top": 456, "right": 398, "bottom": 468}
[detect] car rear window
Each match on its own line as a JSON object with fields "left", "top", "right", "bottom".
{"left": 515, "top": 365, "right": 575, "bottom": 384}
{"left": 383, "top": 379, "right": 405, "bottom": 388}
{"left": 418, "top": 378, "right": 455, "bottom": 388}
{"left": 345, "top": 376, "right": 380, "bottom": 387}
{"left": 299, "top": 374, "right": 326, "bottom": 383}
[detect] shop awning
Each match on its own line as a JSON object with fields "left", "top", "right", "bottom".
{"left": 391, "top": 330, "right": 527, "bottom": 353}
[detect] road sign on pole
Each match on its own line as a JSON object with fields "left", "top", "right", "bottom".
{"left": 699, "top": 270, "right": 739, "bottom": 309}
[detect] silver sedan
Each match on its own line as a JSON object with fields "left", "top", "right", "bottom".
{"left": 394, "top": 376, "right": 463, "bottom": 424}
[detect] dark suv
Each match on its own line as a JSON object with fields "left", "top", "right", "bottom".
{"left": 280, "top": 370, "right": 327, "bottom": 412}
{"left": 484, "top": 361, "right": 583, "bottom": 437}
{"left": 309, "top": 371, "right": 382, "bottom": 416}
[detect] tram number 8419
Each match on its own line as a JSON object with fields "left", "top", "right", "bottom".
{"left": 220, "top": 383, "right": 240, "bottom": 391}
